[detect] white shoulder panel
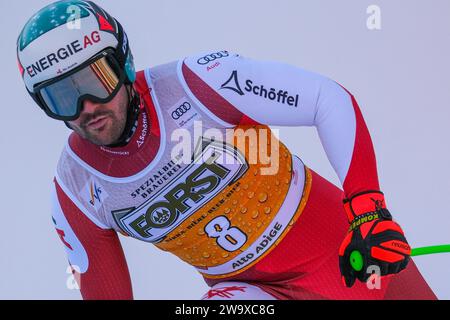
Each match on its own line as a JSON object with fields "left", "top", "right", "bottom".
{"left": 183, "top": 50, "right": 326, "bottom": 126}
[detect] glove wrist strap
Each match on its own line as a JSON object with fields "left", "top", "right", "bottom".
{"left": 343, "top": 190, "right": 391, "bottom": 224}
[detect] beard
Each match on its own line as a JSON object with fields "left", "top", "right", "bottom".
{"left": 78, "top": 109, "right": 127, "bottom": 146}
{"left": 71, "top": 89, "right": 129, "bottom": 146}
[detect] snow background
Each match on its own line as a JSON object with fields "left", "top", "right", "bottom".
{"left": 1, "top": 0, "right": 449, "bottom": 299}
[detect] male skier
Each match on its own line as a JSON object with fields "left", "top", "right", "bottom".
{"left": 17, "top": 0, "right": 436, "bottom": 299}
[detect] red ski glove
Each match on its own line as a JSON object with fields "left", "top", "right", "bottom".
{"left": 338, "top": 191, "right": 411, "bottom": 288}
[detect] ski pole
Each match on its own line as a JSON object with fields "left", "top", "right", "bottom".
{"left": 349, "top": 245, "right": 450, "bottom": 271}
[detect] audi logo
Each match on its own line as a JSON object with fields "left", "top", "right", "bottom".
{"left": 172, "top": 102, "right": 192, "bottom": 120}
{"left": 197, "top": 51, "right": 229, "bottom": 65}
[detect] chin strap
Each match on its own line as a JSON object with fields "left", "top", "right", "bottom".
{"left": 105, "top": 84, "right": 141, "bottom": 148}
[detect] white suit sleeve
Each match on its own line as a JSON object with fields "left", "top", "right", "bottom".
{"left": 180, "top": 50, "right": 381, "bottom": 198}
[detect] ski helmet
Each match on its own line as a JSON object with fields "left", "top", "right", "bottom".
{"left": 17, "top": 0, "right": 136, "bottom": 121}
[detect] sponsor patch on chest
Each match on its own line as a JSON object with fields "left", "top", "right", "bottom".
{"left": 112, "top": 138, "right": 248, "bottom": 242}
{"left": 167, "top": 98, "right": 201, "bottom": 128}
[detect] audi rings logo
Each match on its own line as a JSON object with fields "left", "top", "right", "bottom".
{"left": 172, "top": 102, "right": 192, "bottom": 120}
{"left": 197, "top": 51, "right": 229, "bottom": 65}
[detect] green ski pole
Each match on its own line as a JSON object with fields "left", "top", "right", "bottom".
{"left": 349, "top": 245, "right": 450, "bottom": 271}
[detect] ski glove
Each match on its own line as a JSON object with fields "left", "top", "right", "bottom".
{"left": 338, "top": 191, "right": 411, "bottom": 288}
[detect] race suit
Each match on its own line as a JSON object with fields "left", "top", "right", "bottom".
{"left": 51, "top": 50, "right": 436, "bottom": 300}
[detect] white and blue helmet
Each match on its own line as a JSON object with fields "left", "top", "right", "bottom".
{"left": 17, "top": 0, "right": 136, "bottom": 117}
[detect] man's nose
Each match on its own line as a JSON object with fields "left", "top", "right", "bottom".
{"left": 82, "top": 99, "right": 101, "bottom": 114}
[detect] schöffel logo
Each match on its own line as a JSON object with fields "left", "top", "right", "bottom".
{"left": 197, "top": 51, "right": 229, "bottom": 65}
{"left": 25, "top": 31, "right": 102, "bottom": 78}
{"left": 171, "top": 102, "right": 192, "bottom": 120}
{"left": 220, "top": 70, "right": 300, "bottom": 107}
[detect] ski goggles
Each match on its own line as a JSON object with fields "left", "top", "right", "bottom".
{"left": 34, "top": 49, "right": 125, "bottom": 121}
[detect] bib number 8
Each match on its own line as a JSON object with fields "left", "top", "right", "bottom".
{"left": 205, "top": 216, "right": 247, "bottom": 252}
